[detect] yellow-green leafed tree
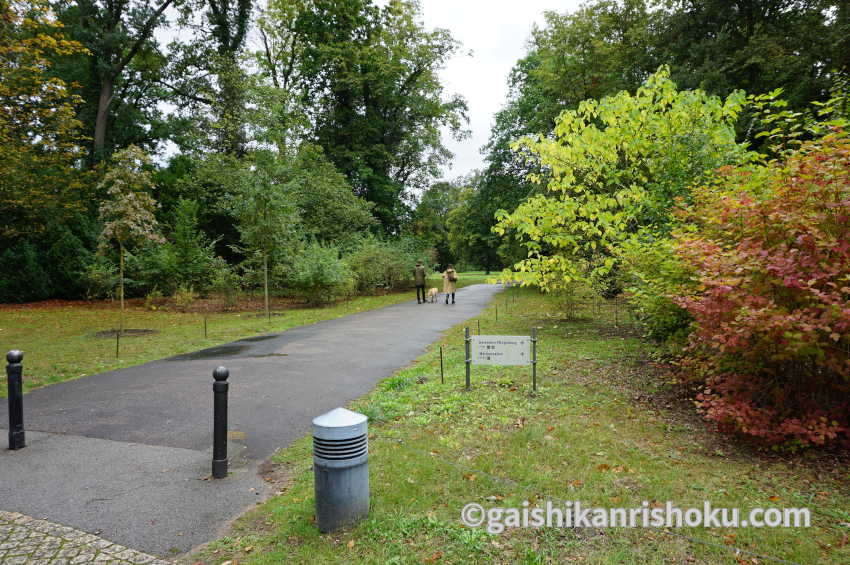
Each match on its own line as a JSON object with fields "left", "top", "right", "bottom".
{"left": 0, "top": 0, "right": 89, "bottom": 242}
{"left": 493, "top": 67, "right": 753, "bottom": 292}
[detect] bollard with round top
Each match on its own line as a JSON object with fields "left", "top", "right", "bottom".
{"left": 6, "top": 350, "right": 25, "bottom": 450}
{"left": 212, "top": 366, "right": 229, "bottom": 478}
{"left": 313, "top": 407, "right": 369, "bottom": 532}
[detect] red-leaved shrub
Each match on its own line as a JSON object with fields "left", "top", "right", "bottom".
{"left": 673, "top": 130, "right": 850, "bottom": 448}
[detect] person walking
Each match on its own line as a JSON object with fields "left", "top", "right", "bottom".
{"left": 414, "top": 260, "right": 427, "bottom": 304}
{"left": 442, "top": 264, "right": 458, "bottom": 304}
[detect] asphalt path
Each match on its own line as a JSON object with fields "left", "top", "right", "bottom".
{"left": 0, "top": 283, "right": 501, "bottom": 557}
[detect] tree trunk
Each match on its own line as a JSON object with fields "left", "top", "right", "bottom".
{"left": 119, "top": 242, "right": 125, "bottom": 332}
{"left": 263, "top": 251, "right": 270, "bottom": 322}
{"left": 94, "top": 74, "right": 114, "bottom": 158}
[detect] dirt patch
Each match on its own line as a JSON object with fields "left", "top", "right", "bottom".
{"left": 92, "top": 328, "right": 159, "bottom": 338}
{"left": 258, "top": 459, "right": 298, "bottom": 493}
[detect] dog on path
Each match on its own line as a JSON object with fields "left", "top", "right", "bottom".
{"left": 426, "top": 287, "right": 439, "bottom": 303}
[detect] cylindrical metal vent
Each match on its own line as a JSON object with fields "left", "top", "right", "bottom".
{"left": 312, "top": 407, "right": 369, "bottom": 532}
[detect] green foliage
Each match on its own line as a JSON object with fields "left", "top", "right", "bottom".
{"left": 171, "top": 283, "right": 197, "bottom": 311}
{"left": 495, "top": 67, "right": 752, "bottom": 291}
{"left": 164, "top": 198, "right": 220, "bottom": 292}
{"left": 288, "top": 144, "right": 377, "bottom": 247}
{"left": 210, "top": 261, "right": 242, "bottom": 308}
{"left": 411, "top": 179, "right": 465, "bottom": 267}
{"left": 289, "top": 0, "right": 468, "bottom": 232}
{"left": 346, "top": 237, "right": 422, "bottom": 294}
{"left": 619, "top": 235, "right": 692, "bottom": 342}
{"left": 83, "top": 254, "right": 118, "bottom": 299}
{"left": 0, "top": 242, "right": 52, "bottom": 303}
{"left": 0, "top": 0, "right": 90, "bottom": 243}
{"left": 289, "top": 244, "right": 354, "bottom": 304}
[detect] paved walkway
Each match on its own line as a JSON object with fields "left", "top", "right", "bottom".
{"left": 0, "top": 511, "right": 167, "bottom": 564}
{"left": 0, "top": 284, "right": 501, "bottom": 560}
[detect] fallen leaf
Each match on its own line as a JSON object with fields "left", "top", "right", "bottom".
{"left": 768, "top": 495, "right": 780, "bottom": 502}
{"left": 347, "top": 540, "right": 355, "bottom": 549}
{"left": 464, "top": 473, "right": 476, "bottom": 481}
{"left": 547, "top": 426, "right": 555, "bottom": 432}
{"left": 425, "top": 550, "right": 444, "bottom": 562}
{"left": 597, "top": 464, "right": 611, "bottom": 471}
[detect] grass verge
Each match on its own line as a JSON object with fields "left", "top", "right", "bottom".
{"left": 191, "top": 286, "right": 849, "bottom": 565}
{"left": 0, "top": 273, "right": 488, "bottom": 396}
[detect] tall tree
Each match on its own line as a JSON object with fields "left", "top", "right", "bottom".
{"left": 410, "top": 180, "right": 463, "bottom": 266}
{"left": 216, "top": 152, "right": 298, "bottom": 321}
{"left": 53, "top": 0, "right": 177, "bottom": 162}
{"left": 660, "top": 0, "right": 844, "bottom": 110}
{"left": 0, "top": 0, "right": 89, "bottom": 243}
{"left": 292, "top": 0, "right": 468, "bottom": 233}
{"left": 165, "top": 0, "right": 253, "bottom": 155}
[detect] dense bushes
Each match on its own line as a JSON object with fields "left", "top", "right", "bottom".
{"left": 672, "top": 132, "right": 850, "bottom": 448}
{"left": 290, "top": 244, "right": 353, "bottom": 304}
{"left": 0, "top": 223, "right": 94, "bottom": 302}
{"left": 347, "top": 237, "right": 423, "bottom": 294}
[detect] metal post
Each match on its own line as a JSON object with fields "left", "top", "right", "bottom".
{"left": 531, "top": 327, "right": 538, "bottom": 393}
{"left": 115, "top": 329, "right": 119, "bottom": 358}
{"left": 212, "top": 366, "right": 229, "bottom": 478}
{"left": 477, "top": 319, "right": 480, "bottom": 335}
{"left": 6, "top": 350, "right": 25, "bottom": 450}
{"left": 204, "top": 316, "right": 208, "bottom": 338}
{"left": 464, "top": 327, "right": 471, "bottom": 391}
{"left": 439, "top": 345, "right": 444, "bottom": 384}
{"left": 495, "top": 305, "right": 498, "bottom": 322}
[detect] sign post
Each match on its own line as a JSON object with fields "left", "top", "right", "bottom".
{"left": 464, "top": 327, "right": 471, "bottom": 390}
{"left": 468, "top": 332, "right": 538, "bottom": 391}
{"left": 531, "top": 327, "right": 538, "bottom": 392}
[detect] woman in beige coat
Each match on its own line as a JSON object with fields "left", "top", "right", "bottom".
{"left": 442, "top": 264, "right": 458, "bottom": 304}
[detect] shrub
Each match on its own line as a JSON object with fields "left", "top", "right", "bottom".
{"left": 172, "top": 284, "right": 197, "bottom": 311}
{"left": 84, "top": 254, "right": 118, "bottom": 299}
{"left": 290, "top": 244, "right": 354, "bottom": 304}
{"left": 0, "top": 241, "right": 53, "bottom": 302}
{"left": 346, "top": 238, "right": 418, "bottom": 293}
{"left": 210, "top": 260, "right": 241, "bottom": 308}
{"left": 673, "top": 131, "right": 850, "bottom": 448}
{"left": 619, "top": 235, "right": 693, "bottom": 343}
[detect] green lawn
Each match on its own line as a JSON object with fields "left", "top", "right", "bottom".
{"left": 0, "top": 272, "right": 490, "bottom": 396}
{"left": 190, "top": 286, "right": 850, "bottom": 565}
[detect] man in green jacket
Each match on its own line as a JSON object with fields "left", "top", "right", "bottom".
{"left": 414, "top": 260, "right": 427, "bottom": 304}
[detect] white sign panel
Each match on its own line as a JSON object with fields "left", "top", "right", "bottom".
{"left": 471, "top": 335, "right": 531, "bottom": 366}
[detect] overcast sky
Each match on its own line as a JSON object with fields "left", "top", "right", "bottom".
{"left": 416, "top": 1, "right": 582, "bottom": 182}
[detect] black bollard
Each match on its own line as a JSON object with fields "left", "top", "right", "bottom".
{"left": 6, "top": 350, "right": 25, "bottom": 450}
{"left": 212, "top": 366, "right": 229, "bottom": 478}
{"left": 440, "top": 345, "right": 444, "bottom": 384}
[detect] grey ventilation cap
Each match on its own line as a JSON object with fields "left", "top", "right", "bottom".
{"left": 313, "top": 407, "right": 368, "bottom": 441}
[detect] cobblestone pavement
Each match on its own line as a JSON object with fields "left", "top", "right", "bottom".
{"left": 0, "top": 511, "right": 169, "bottom": 564}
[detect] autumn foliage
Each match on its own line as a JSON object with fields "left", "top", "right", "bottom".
{"left": 673, "top": 131, "right": 850, "bottom": 448}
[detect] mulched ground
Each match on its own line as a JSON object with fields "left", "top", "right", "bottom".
{"left": 0, "top": 290, "right": 404, "bottom": 314}
{"left": 92, "top": 329, "right": 160, "bottom": 338}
